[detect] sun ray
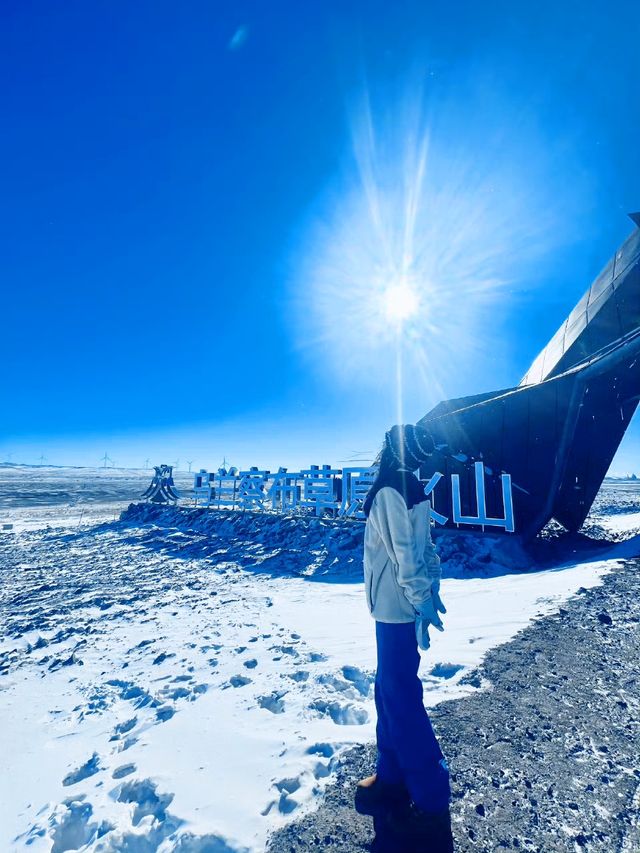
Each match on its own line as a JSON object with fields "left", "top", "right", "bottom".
{"left": 291, "top": 73, "right": 569, "bottom": 417}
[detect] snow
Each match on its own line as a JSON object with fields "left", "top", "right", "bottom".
{"left": 598, "top": 511, "right": 640, "bottom": 534}
{"left": 0, "top": 466, "right": 193, "bottom": 534}
{"left": 1, "top": 468, "right": 639, "bottom": 852}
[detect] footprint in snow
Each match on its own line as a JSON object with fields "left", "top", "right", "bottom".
{"left": 110, "top": 717, "right": 137, "bottom": 741}
{"left": 274, "top": 775, "right": 302, "bottom": 794}
{"left": 152, "top": 652, "right": 176, "bottom": 665}
{"left": 317, "top": 672, "right": 365, "bottom": 701}
{"left": 62, "top": 753, "right": 101, "bottom": 787}
{"left": 270, "top": 644, "right": 299, "bottom": 659}
{"left": 341, "top": 665, "right": 374, "bottom": 697}
{"left": 258, "top": 692, "right": 286, "bottom": 714}
{"left": 161, "top": 686, "right": 191, "bottom": 700}
{"left": 119, "top": 734, "right": 138, "bottom": 751}
{"left": 288, "top": 670, "right": 309, "bottom": 682}
{"left": 105, "top": 679, "right": 154, "bottom": 705}
{"left": 263, "top": 783, "right": 300, "bottom": 816}
{"left": 48, "top": 653, "right": 83, "bottom": 672}
{"left": 313, "top": 761, "right": 331, "bottom": 779}
{"left": 112, "top": 763, "right": 136, "bottom": 779}
{"left": 310, "top": 699, "right": 369, "bottom": 726}
{"left": 116, "top": 778, "right": 173, "bottom": 826}
{"left": 430, "top": 663, "right": 464, "bottom": 679}
{"left": 156, "top": 706, "right": 175, "bottom": 723}
{"left": 160, "top": 683, "right": 209, "bottom": 701}
{"left": 127, "top": 639, "right": 155, "bottom": 654}
{"left": 306, "top": 742, "right": 334, "bottom": 758}
{"left": 277, "top": 793, "right": 298, "bottom": 814}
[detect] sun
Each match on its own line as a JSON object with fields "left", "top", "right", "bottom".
{"left": 381, "top": 279, "right": 420, "bottom": 324}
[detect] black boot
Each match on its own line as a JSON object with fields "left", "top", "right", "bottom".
{"left": 355, "top": 774, "right": 410, "bottom": 817}
{"left": 369, "top": 814, "right": 402, "bottom": 853}
{"left": 384, "top": 802, "right": 454, "bottom": 853}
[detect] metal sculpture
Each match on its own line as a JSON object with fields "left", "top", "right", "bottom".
{"left": 142, "top": 465, "right": 180, "bottom": 504}
{"left": 417, "top": 214, "right": 640, "bottom": 540}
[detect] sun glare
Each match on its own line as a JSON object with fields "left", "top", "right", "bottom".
{"left": 294, "top": 75, "right": 561, "bottom": 416}
{"left": 382, "top": 280, "right": 420, "bottom": 323}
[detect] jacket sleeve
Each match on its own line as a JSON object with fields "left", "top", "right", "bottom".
{"left": 372, "top": 487, "right": 433, "bottom": 610}
{"left": 424, "top": 503, "right": 442, "bottom": 583}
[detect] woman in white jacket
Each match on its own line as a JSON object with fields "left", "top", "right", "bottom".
{"left": 355, "top": 424, "right": 453, "bottom": 852}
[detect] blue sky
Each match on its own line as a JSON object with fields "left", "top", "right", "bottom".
{"left": 1, "top": 0, "right": 639, "bottom": 473}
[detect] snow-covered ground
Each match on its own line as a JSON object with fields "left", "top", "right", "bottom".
{"left": 599, "top": 510, "right": 640, "bottom": 534}
{"left": 0, "top": 465, "right": 194, "bottom": 533}
{"left": 1, "top": 468, "right": 639, "bottom": 852}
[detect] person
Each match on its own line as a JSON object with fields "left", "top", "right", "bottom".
{"left": 355, "top": 423, "right": 453, "bottom": 852}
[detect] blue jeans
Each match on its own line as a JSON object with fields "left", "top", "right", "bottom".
{"left": 374, "top": 620, "right": 451, "bottom": 813}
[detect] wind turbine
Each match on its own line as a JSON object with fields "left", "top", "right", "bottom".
{"left": 186, "top": 460, "right": 194, "bottom": 473}
{"left": 144, "top": 458, "right": 150, "bottom": 470}
{"left": 100, "top": 452, "right": 113, "bottom": 468}
{"left": 38, "top": 454, "right": 47, "bottom": 466}
{"left": 173, "top": 458, "right": 180, "bottom": 470}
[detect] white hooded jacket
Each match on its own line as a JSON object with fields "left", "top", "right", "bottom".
{"left": 364, "top": 485, "right": 441, "bottom": 623}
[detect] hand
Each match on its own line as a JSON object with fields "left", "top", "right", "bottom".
{"left": 415, "top": 615, "right": 432, "bottom": 650}
{"left": 415, "top": 583, "right": 446, "bottom": 651}
{"left": 430, "top": 581, "right": 447, "bottom": 619}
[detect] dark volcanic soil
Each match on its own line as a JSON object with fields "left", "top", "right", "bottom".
{"left": 267, "top": 557, "right": 640, "bottom": 853}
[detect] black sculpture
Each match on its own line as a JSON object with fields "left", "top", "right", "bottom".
{"left": 418, "top": 214, "right": 640, "bottom": 540}
{"left": 142, "top": 465, "right": 180, "bottom": 504}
